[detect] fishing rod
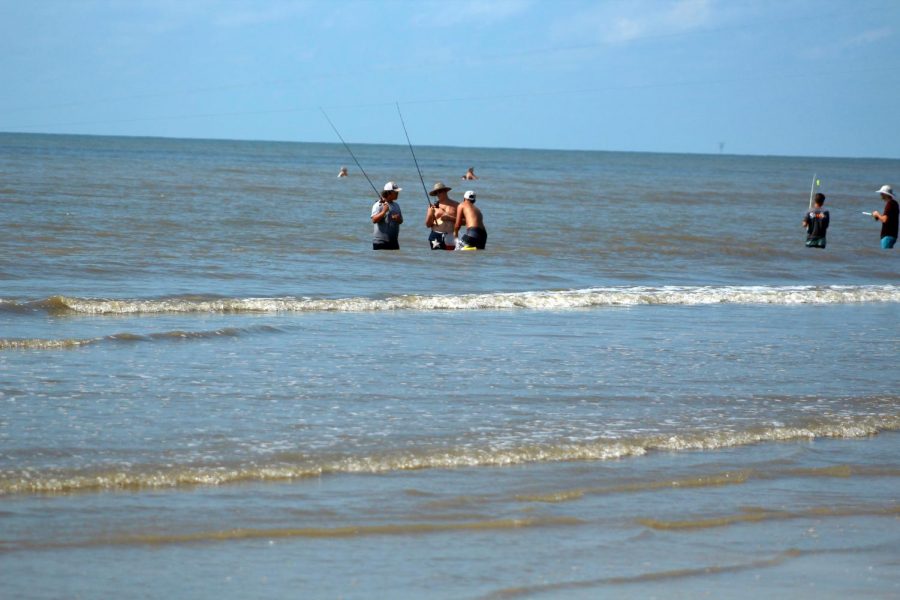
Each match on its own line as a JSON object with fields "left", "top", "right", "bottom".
{"left": 804, "top": 177, "right": 875, "bottom": 219}
{"left": 396, "top": 102, "right": 433, "bottom": 207}
{"left": 808, "top": 173, "right": 820, "bottom": 211}
{"left": 320, "top": 107, "right": 382, "bottom": 202}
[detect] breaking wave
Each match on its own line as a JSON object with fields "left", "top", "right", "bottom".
{"left": 2, "top": 285, "right": 899, "bottom": 316}
{"left": 3, "top": 414, "right": 897, "bottom": 496}
{"left": 0, "top": 325, "right": 283, "bottom": 351}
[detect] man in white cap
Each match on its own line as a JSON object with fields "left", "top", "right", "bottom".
{"left": 871, "top": 185, "right": 898, "bottom": 249}
{"left": 454, "top": 190, "right": 487, "bottom": 250}
{"left": 371, "top": 182, "right": 404, "bottom": 250}
{"left": 425, "top": 181, "right": 459, "bottom": 250}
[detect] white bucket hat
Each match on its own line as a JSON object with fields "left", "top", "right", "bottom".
{"left": 877, "top": 185, "right": 894, "bottom": 199}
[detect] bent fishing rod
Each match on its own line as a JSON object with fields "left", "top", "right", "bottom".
{"left": 396, "top": 102, "right": 433, "bottom": 207}
{"left": 808, "top": 173, "right": 819, "bottom": 211}
{"left": 320, "top": 108, "right": 382, "bottom": 203}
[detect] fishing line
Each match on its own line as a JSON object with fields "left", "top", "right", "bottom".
{"left": 396, "top": 102, "right": 432, "bottom": 207}
{"left": 808, "top": 174, "right": 820, "bottom": 210}
{"left": 319, "top": 108, "right": 381, "bottom": 202}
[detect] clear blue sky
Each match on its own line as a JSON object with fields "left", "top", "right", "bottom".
{"left": 2, "top": 0, "right": 898, "bottom": 157}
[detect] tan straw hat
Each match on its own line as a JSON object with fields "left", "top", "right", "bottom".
{"left": 428, "top": 182, "right": 452, "bottom": 196}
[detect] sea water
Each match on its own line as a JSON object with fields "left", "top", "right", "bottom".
{"left": 0, "top": 133, "right": 898, "bottom": 598}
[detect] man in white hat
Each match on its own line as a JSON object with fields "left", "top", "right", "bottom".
{"left": 454, "top": 190, "right": 487, "bottom": 250}
{"left": 371, "top": 182, "right": 404, "bottom": 250}
{"left": 871, "top": 185, "right": 898, "bottom": 249}
{"left": 425, "top": 182, "right": 459, "bottom": 250}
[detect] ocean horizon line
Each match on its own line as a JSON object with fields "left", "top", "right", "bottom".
{"left": 1, "top": 130, "right": 897, "bottom": 162}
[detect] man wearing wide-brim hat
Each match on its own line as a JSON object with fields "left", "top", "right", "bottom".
{"left": 425, "top": 182, "right": 460, "bottom": 251}
{"left": 871, "top": 185, "right": 898, "bottom": 249}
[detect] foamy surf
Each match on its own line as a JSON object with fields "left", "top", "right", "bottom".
{"left": 3, "top": 285, "right": 899, "bottom": 316}
{"left": 3, "top": 414, "right": 896, "bottom": 496}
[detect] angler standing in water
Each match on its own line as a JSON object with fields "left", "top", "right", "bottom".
{"left": 870, "top": 185, "right": 898, "bottom": 249}
{"left": 454, "top": 190, "right": 487, "bottom": 250}
{"left": 371, "top": 182, "right": 404, "bottom": 250}
{"left": 425, "top": 182, "right": 460, "bottom": 250}
{"left": 802, "top": 193, "right": 829, "bottom": 249}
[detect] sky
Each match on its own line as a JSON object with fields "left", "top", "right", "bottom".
{"left": 1, "top": 0, "right": 899, "bottom": 157}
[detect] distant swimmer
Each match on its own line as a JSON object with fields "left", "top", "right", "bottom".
{"left": 337, "top": 166, "right": 348, "bottom": 178}
{"left": 425, "top": 182, "right": 460, "bottom": 250}
{"left": 870, "top": 185, "right": 898, "bottom": 249}
{"left": 802, "top": 193, "right": 829, "bottom": 249}
{"left": 454, "top": 190, "right": 487, "bottom": 250}
{"left": 462, "top": 167, "right": 478, "bottom": 180}
{"left": 371, "top": 182, "right": 403, "bottom": 250}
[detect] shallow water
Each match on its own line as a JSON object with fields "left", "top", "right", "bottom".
{"left": 0, "top": 133, "right": 898, "bottom": 598}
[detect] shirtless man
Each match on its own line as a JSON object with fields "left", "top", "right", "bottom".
{"left": 462, "top": 167, "right": 478, "bottom": 180}
{"left": 454, "top": 190, "right": 487, "bottom": 250}
{"left": 425, "top": 182, "right": 459, "bottom": 250}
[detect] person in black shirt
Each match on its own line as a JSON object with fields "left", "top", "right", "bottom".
{"left": 802, "top": 193, "right": 829, "bottom": 249}
{"left": 871, "top": 185, "right": 898, "bottom": 249}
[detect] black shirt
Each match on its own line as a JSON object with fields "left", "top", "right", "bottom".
{"left": 804, "top": 208, "right": 829, "bottom": 240}
{"left": 881, "top": 198, "right": 899, "bottom": 239}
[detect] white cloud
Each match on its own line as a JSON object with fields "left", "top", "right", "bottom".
{"left": 212, "top": 1, "right": 313, "bottom": 28}
{"left": 551, "top": 0, "right": 716, "bottom": 46}
{"left": 844, "top": 26, "right": 892, "bottom": 47}
{"left": 803, "top": 26, "right": 893, "bottom": 60}
{"left": 410, "top": 0, "right": 533, "bottom": 28}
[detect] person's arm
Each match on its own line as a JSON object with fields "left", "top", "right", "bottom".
{"left": 872, "top": 210, "right": 886, "bottom": 223}
{"left": 425, "top": 205, "right": 436, "bottom": 227}
{"left": 372, "top": 202, "right": 390, "bottom": 223}
{"left": 454, "top": 205, "right": 463, "bottom": 237}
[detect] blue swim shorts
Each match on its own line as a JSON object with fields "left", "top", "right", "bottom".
{"left": 881, "top": 236, "right": 897, "bottom": 249}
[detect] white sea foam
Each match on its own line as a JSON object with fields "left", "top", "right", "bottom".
{"left": 33, "top": 285, "right": 900, "bottom": 315}
{"left": 3, "top": 414, "right": 896, "bottom": 495}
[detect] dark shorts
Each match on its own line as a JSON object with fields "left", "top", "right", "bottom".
{"left": 461, "top": 227, "right": 487, "bottom": 250}
{"left": 805, "top": 237, "right": 826, "bottom": 249}
{"left": 428, "top": 230, "right": 454, "bottom": 250}
{"left": 373, "top": 240, "right": 399, "bottom": 250}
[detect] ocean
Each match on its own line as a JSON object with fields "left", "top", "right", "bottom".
{"left": 1, "top": 132, "right": 898, "bottom": 598}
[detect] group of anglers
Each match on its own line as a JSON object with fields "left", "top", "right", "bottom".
{"left": 803, "top": 184, "right": 899, "bottom": 249}
{"left": 360, "top": 169, "right": 899, "bottom": 252}
{"left": 371, "top": 179, "right": 899, "bottom": 253}
{"left": 370, "top": 179, "right": 487, "bottom": 252}
{"left": 325, "top": 107, "right": 486, "bottom": 252}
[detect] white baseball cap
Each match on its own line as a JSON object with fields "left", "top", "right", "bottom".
{"left": 383, "top": 181, "right": 402, "bottom": 192}
{"left": 877, "top": 184, "right": 894, "bottom": 199}
{"left": 463, "top": 190, "right": 476, "bottom": 200}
